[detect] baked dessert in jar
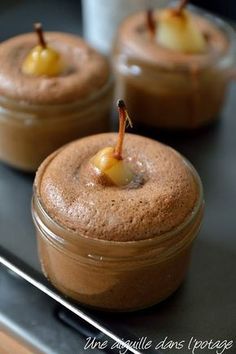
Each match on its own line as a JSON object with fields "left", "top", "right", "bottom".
{"left": 112, "top": 1, "right": 236, "bottom": 130}
{"left": 32, "top": 100, "right": 204, "bottom": 311}
{"left": 0, "top": 23, "right": 112, "bottom": 171}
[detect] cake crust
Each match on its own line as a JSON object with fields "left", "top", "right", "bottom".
{"left": 36, "top": 133, "right": 199, "bottom": 241}
{"left": 0, "top": 32, "right": 110, "bottom": 104}
{"left": 115, "top": 10, "right": 229, "bottom": 68}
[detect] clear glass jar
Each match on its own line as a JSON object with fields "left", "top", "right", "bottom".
{"left": 112, "top": 7, "right": 236, "bottom": 130}
{"left": 82, "top": 0, "right": 168, "bottom": 54}
{"left": 0, "top": 78, "right": 112, "bottom": 172}
{"left": 32, "top": 155, "right": 204, "bottom": 312}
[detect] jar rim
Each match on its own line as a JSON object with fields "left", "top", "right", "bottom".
{"left": 189, "top": 4, "right": 236, "bottom": 67}
{"left": 0, "top": 75, "right": 113, "bottom": 115}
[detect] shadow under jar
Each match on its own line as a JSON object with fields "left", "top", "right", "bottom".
{"left": 0, "top": 32, "right": 112, "bottom": 171}
{"left": 112, "top": 7, "right": 236, "bottom": 130}
{"left": 32, "top": 133, "right": 204, "bottom": 312}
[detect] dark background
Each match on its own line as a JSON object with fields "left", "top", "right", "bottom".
{"left": 192, "top": 0, "right": 235, "bottom": 19}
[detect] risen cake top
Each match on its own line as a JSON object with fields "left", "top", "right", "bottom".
{"left": 114, "top": 10, "right": 229, "bottom": 68}
{"left": 36, "top": 133, "right": 199, "bottom": 241}
{"left": 0, "top": 32, "right": 110, "bottom": 104}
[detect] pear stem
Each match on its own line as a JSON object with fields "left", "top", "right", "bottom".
{"left": 114, "top": 100, "right": 128, "bottom": 160}
{"left": 176, "top": 0, "right": 189, "bottom": 14}
{"left": 147, "top": 9, "right": 156, "bottom": 38}
{"left": 34, "top": 22, "right": 46, "bottom": 48}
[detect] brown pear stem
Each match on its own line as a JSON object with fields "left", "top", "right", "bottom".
{"left": 176, "top": 0, "right": 189, "bottom": 15}
{"left": 114, "top": 100, "right": 128, "bottom": 160}
{"left": 147, "top": 9, "right": 156, "bottom": 38}
{"left": 34, "top": 22, "right": 46, "bottom": 48}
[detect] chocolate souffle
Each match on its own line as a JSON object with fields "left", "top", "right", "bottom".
{"left": 32, "top": 102, "right": 204, "bottom": 311}
{"left": 113, "top": 4, "right": 236, "bottom": 130}
{"left": 0, "top": 32, "right": 109, "bottom": 104}
{"left": 0, "top": 29, "right": 111, "bottom": 171}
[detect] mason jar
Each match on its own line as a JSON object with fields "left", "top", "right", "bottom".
{"left": 32, "top": 149, "right": 204, "bottom": 312}
{"left": 0, "top": 81, "right": 112, "bottom": 171}
{"left": 112, "top": 6, "right": 236, "bottom": 130}
{"left": 0, "top": 32, "right": 112, "bottom": 171}
{"left": 82, "top": 0, "right": 168, "bottom": 54}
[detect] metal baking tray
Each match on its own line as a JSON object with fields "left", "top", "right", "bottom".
{"left": 0, "top": 1, "right": 235, "bottom": 353}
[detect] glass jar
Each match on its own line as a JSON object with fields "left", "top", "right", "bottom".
{"left": 0, "top": 78, "right": 112, "bottom": 172}
{"left": 112, "top": 6, "right": 236, "bottom": 130}
{"left": 32, "top": 154, "right": 204, "bottom": 312}
{"left": 82, "top": 0, "right": 168, "bottom": 54}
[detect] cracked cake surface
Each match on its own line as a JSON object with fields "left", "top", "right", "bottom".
{"left": 0, "top": 32, "right": 110, "bottom": 104}
{"left": 36, "top": 133, "right": 198, "bottom": 241}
